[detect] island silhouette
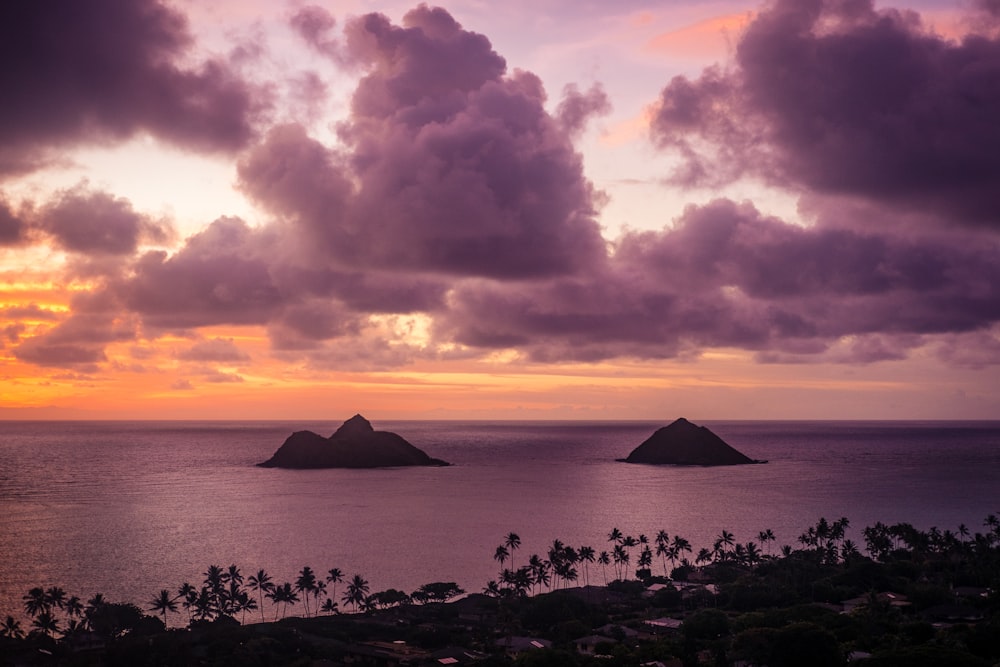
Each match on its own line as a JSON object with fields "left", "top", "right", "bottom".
{"left": 619, "top": 417, "right": 765, "bottom": 466}
{"left": 258, "top": 414, "right": 450, "bottom": 468}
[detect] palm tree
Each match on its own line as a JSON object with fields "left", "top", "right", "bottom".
{"left": 326, "top": 568, "right": 344, "bottom": 603}
{"left": 621, "top": 535, "right": 638, "bottom": 578}
{"left": 65, "top": 595, "right": 84, "bottom": 620}
{"left": 671, "top": 535, "right": 693, "bottom": 566}
{"left": 320, "top": 597, "right": 339, "bottom": 614}
{"left": 22, "top": 587, "right": 49, "bottom": 618}
{"left": 45, "top": 586, "right": 67, "bottom": 611}
{"left": 343, "top": 574, "right": 370, "bottom": 613}
{"left": 267, "top": 583, "right": 297, "bottom": 620}
{"left": 656, "top": 540, "right": 670, "bottom": 576}
{"left": 177, "top": 583, "right": 196, "bottom": 624}
{"left": 149, "top": 589, "right": 179, "bottom": 625}
{"left": 247, "top": 569, "right": 274, "bottom": 623}
{"left": 758, "top": 529, "right": 776, "bottom": 556}
{"left": 598, "top": 551, "right": 611, "bottom": 584}
{"left": 31, "top": 610, "right": 59, "bottom": 638}
{"left": 295, "top": 566, "right": 318, "bottom": 617}
{"left": 1, "top": 615, "right": 24, "bottom": 639}
{"left": 578, "top": 546, "right": 595, "bottom": 587}
{"left": 505, "top": 532, "right": 521, "bottom": 569}
{"left": 494, "top": 545, "right": 510, "bottom": 573}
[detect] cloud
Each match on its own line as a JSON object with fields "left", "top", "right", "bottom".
{"left": 12, "top": 290, "right": 136, "bottom": 370}
{"left": 120, "top": 216, "right": 284, "bottom": 329}
{"left": 0, "top": 0, "right": 268, "bottom": 175}
{"left": 556, "top": 83, "right": 612, "bottom": 137}
{"left": 436, "top": 199, "right": 1000, "bottom": 362}
{"left": 241, "top": 5, "right": 608, "bottom": 279}
{"left": 0, "top": 196, "right": 24, "bottom": 244}
{"left": 650, "top": 0, "right": 1000, "bottom": 228}
{"left": 177, "top": 337, "right": 251, "bottom": 362}
{"left": 36, "top": 184, "right": 172, "bottom": 256}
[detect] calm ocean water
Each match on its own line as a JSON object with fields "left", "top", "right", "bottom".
{"left": 1, "top": 420, "right": 998, "bottom": 620}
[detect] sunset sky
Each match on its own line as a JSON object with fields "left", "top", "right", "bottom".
{"left": 2, "top": 0, "right": 999, "bottom": 420}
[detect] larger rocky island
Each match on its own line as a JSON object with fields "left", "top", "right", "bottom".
{"left": 258, "top": 415, "right": 450, "bottom": 468}
{"left": 620, "top": 417, "right": 765, "bottom": 466}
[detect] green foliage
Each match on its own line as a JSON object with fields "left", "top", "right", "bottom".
{"left": 681, "top": 608, "right": 730, "bottom": 641}
{"left": 861, "top": 645, "right": 991, "bottom": 667}
{"left": 768, "top": 622, "right": 842, "bottom": 667}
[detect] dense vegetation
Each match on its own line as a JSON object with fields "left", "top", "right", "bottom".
{"left": 2, "top": 515, "right": 998, "bottom": 666}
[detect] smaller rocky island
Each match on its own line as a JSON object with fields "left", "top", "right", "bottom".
{"left": 258, "top": 414, "right": 450, "bottom": 469}
{"left": 620, "top": 417, "right": 765, "bottom": 466}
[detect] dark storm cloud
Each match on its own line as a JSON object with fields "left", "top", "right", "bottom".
{"left": 651, "top": 0, "right": 1000, "bottom": 227}
{"left": 437, "top": 199, "right": 1000, "bottom": 362}
{"left": 0, "top": 0, "right": 267, "bottom": 174}
{"left": 247, "top": 5, "right": 608, "bottom": 279}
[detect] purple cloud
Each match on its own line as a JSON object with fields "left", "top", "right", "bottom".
{"left": 177, "top": 338, "right": 251, "bottom": 362}
{"left": 244, "top": 6, "right": 608, "bottom": 279}
{"left": 437, "top": 199, "right": 1000, "bottom": 362}
{"left": 0, "top": 0, "right": 267, "bottom": 174}
{"left": 651, "top": 0, "right": 1000, "bottom": 227}
{"left": 0, "top": 196, "right": 24, "bottom": 244}
{"left": 37, "top": 184, "right": 171, "bottom": 256}
{"left": 556, "top": 83, "right": 612, "bottom": 137}
{"left": 120, "top": 217, "right": 284, "bottom": 330}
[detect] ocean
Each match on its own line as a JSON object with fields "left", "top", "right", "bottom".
{"left": 1, "top": 419, "right": 998, "bottom": 621}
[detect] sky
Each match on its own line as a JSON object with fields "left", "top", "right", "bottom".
{"left": 1, "top": 0, "right": 999, "bottom": 420}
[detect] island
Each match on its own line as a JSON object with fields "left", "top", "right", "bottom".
{"left": 619, "top": 417, "right": 765, "bottom": 466}
{"left": 258, "top": 414, "right": 450, "bottom": 468}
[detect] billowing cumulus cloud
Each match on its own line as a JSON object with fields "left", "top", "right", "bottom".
{"left": 37, "top": 185, "right": 172, "bottom": 256}
{"left": 437, "top": 199, "right": 1000, "bottom": 362}
{"left": 120, "top": 217, "right": 283, "bottom": 330}
{"left": 651, "top": 0, "right": 1000, "bottom": 228}
{"left": 0, "top": 0, "right": 267, "bottom": 174}
{"left": 241, "top": 5, "right": 608, "bottom": 279}
{"left": 8, "top": 2, "right": 1000, "bottom": 376}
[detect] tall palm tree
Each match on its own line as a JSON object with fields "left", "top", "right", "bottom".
{"left": 295, "top": 566, "right": 318, "bottom": 617}
{"left": 656, "top": 540, "right": 670, "bottom": 576}
{"left": 343, "top": 574, "right": 370, "bottom": 613}
{"left": 247, "top": 570, "right": 274, "bottom": 624}
{"left": 598, "top": 551, "right": 611, "bottom": 584}
{"left": 608, "top": 527, "right": 623, "bottom": 546}
{"left": 621, "top": 535, "right": 638, "bottom": 578}
{"left": 149, "top": 590, "right": 179, "bottom": 625}
{"left": 758, "top": 529, "right": 776, "bottom": 556}
{"left": 326, "top": 568, "right": 344, "bottom": 603}
{"left": 494, "top": 545, "right": 510, "bottom": 573}
{"left": 505, "top": 532, "right": 521, "bottom": 570}
{"left": 177, "top": 583, "right": 196, "bottom": 624}
{"left": 578, "top": 546, "right": 595, "bottom": 587}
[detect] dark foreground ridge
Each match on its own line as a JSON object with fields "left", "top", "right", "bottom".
{"left": 258, "top": 414, "right": 450, "bottom": 468}
{"left": 620, "top": 417, "right": 765, "bottom": 466}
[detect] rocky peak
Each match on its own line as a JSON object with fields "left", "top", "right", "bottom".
{"left": 332, "top": 414, "right": 374, "bottom": 439}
